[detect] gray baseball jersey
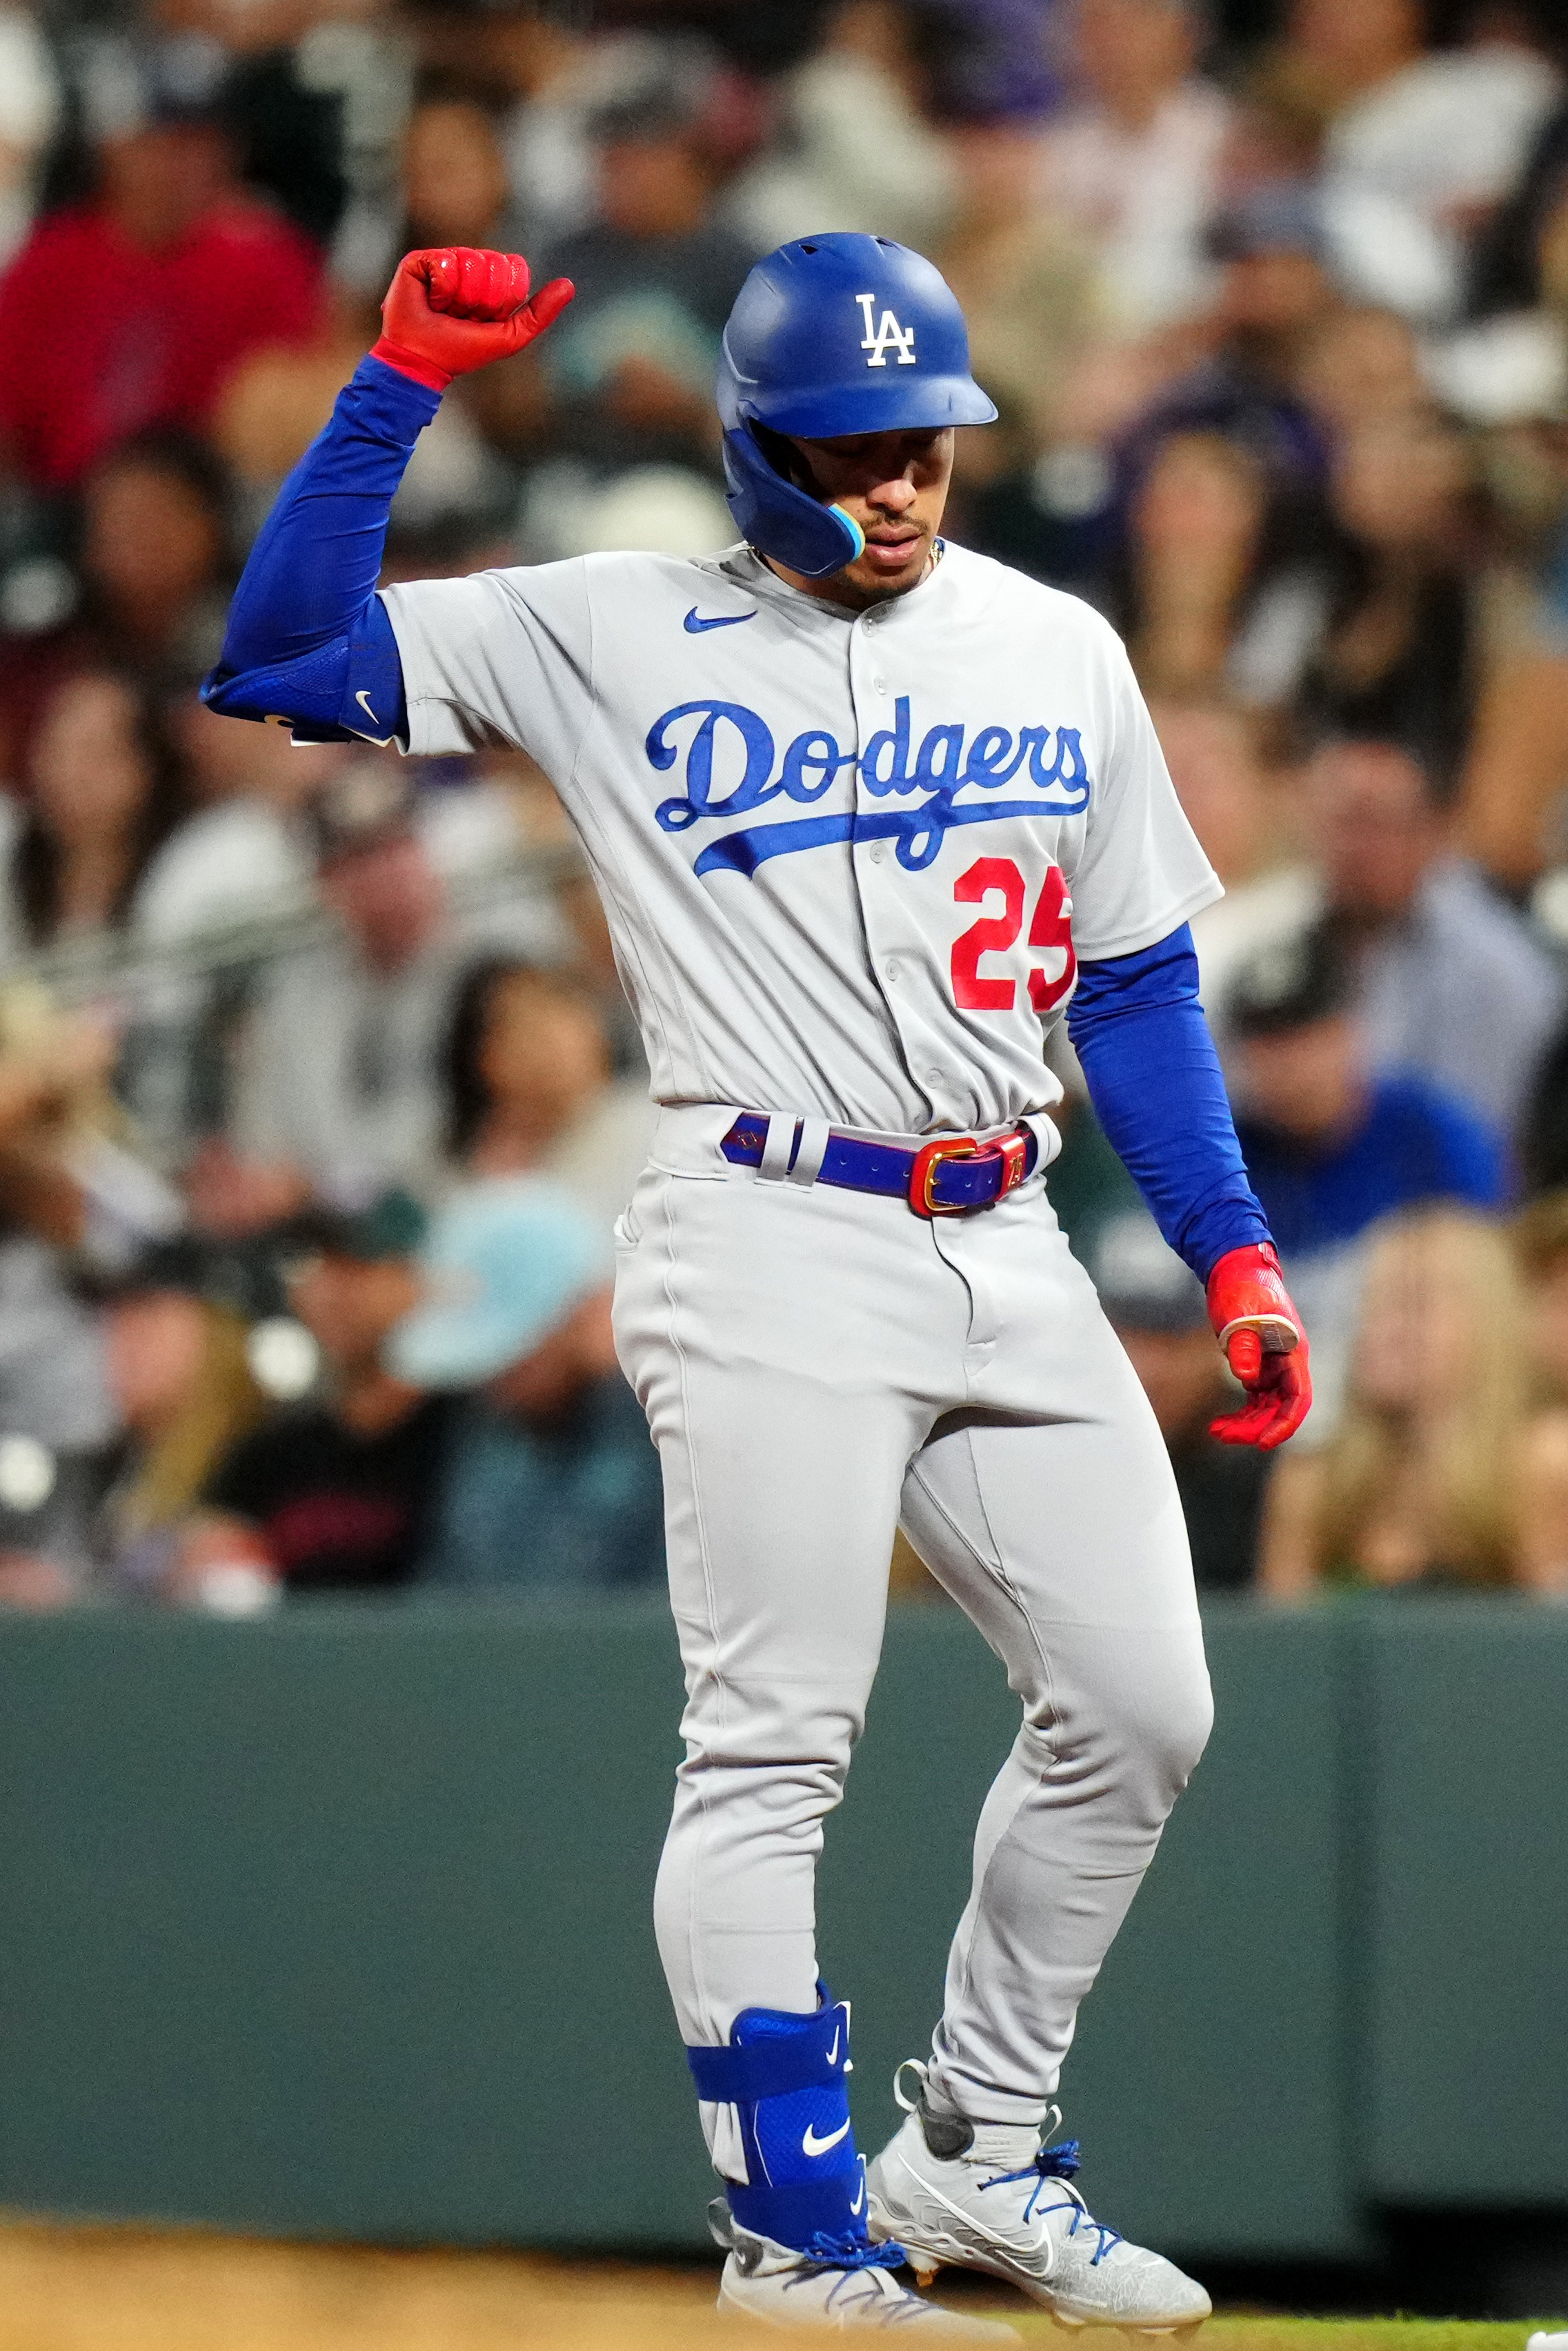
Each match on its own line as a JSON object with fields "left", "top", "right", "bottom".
{"left": 380, "top": 541, "right": 1220, "bottom": 1137}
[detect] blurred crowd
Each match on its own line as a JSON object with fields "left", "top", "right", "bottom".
{"left": 4, "top": 0, "right": 1568, "bottom": 1608}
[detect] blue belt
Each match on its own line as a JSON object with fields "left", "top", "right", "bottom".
{"left": 721, "top": 1113, "right": 1038, "bottom": 1218}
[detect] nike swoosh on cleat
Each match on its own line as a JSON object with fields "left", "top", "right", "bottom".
{"left": 826, "top": 2029, "right": 840, "bottom": 2065}
{"left": 683, "top": 607, "right": 755, "bottom": 633}
{"left": 802, "top": 2119, "right": 853, "bottom": 2159}
{"left": 851, "top": 2165, "right": 866, "bottom": 2216}
{"left": 902, "top": 2165, "right": 1052, "bottom": 2269}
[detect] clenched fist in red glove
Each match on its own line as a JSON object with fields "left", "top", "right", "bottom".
{"left": 371, "top": 248, "right": 575, "bottom": 393}
{"left": 1207, "top": 1241, "right": 1311, "bottom": 1450}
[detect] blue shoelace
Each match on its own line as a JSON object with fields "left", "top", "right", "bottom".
{"left": 794, "top": 2229, "right": 908, "bottom": 2274}
{"left": 977, "top": 2136, "right": 1124, "bottom": 2265}
{"left": 782, "top": 2231, "right": 930, "bottom": 2326}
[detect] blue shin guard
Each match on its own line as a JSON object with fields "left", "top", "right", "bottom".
{"left": 686, "top": 1994, "right": 895, "bottom": 2263}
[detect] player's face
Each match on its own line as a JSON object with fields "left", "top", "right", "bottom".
{"left": 782, "top": 426, "right": 955, "bottom": 606}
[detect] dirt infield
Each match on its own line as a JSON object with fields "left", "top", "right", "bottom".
{"left": 0, "top": 2221, "right": 1556, "bottom": 2351}
{"left": 0, "top": 2223, "right": 747, "bottom": 2351}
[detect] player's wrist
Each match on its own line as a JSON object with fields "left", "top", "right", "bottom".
{"left": 368, "top": 336, "right": 453, "bottom": 395}
{"left": 1205, "top": 1241, "right": 1302, "bottom": 1347}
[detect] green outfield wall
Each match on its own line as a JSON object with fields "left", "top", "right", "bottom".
{"left": 0, "top": 1596, "right": 1563, "bottom": 2255}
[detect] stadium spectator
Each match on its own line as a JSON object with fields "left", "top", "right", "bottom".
{"left": 1089, "top": 1209, "right": 1270, "bottom": 1589}
{"left": 1293, "top": 303, "right": 1427, "bottom": 437}
{"left": 1466, "top": 83, "right": 1568, "bottom": 321}
{"left": 0, "top": 5, "right": 59, "bottom": 268}
{"left": 1108, "top": 177, "right": 1338, "bottom": 489}
{"left": 132, "top": 695, "right": 328, "bottom": 949}
{"left": 537, "top": 44, "right": 755, "bottom": 474}
{"left": 1301, "top": 406, "right": 1483, "bottom": 792}
{"left": 1227, "top": 917, "right": 1506, "bottom": 1450}
{"left": 1307, "top": 0, "right": 1562, "bottom": 324}
{"left": 440, "top": 958, "right": 654, "bottom": 1234}
{"left": 936, "top": 123, "right": 1105, "bottom": 457}
{"left": 485, "top": 4, "right": 599, "bottom": 254}
{"left": 1512, "top": 1189, "right": 1568, "bottom": 1404}
{"left": 726, "top": 0, "right": 958, "bottom": 258}
{"left": 80, "top": 432, "right": 235, "bottom": 682}
{"left": 0, "top": 670, "right": 190, "bottom": 958}
{"left": 1151, "top": 697, "right": 1289, "bottom": 893}
{"left": 0, "top": 428, "right": 235, "bottom": 769}
{"left": 401, "top": 83, "right": 524, "bottom": 258}
{"left": 1271, "top": 0, "right": 1427, "bottom": 132}
{"left": 1035, "top": 0, "right": 1231, "bottom": 332}
{"left": 180, "top": 1189, "right": 449, "bottom": 1598}
{"left": 1229, "top": 919, "right": 1507, "bottom": 1251}
{"left": 91, "top": 1247, "right": 270, "bottom": 1594}
{"left": 1257, "top": 1206, "right": 1568, "bottom": 1596}
{"left": 1117, "top": 428, "right": 1327, "bottom": 711}
{"left": 1209, "top": 735, "right": 1565, "bottom": 1142}
{"left": 212, "top": 283, "right": 382, "bottom": 527}
{"left": 389, "top": 1177, "right": 663, "bottom": 1594}
{"left": 0, "top": 34, "right": 323, "bottom": 493}
{"left": 206, "top": 764, "right": 555, "bottom": 1228}
{"left": 0, "top": 988, "right": 123, "bottom": 1605}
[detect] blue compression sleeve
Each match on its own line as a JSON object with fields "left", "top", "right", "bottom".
{"left": 1066, "top": 924, "right": 1271, "bottom": 1284}
{"left": 202, "top": 355, "right": 438, "bottom": 744}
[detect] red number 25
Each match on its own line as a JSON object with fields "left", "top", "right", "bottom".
{"left": 950, "top": 857, "right": 1076, "bottom": 1015}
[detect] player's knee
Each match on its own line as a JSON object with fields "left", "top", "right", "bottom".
{"left": 1054, "top": 1640, "right": 1213, "bottom": 1807}
{"left": 1147, "top": 1654, "right": 1214, "bottom": 1795}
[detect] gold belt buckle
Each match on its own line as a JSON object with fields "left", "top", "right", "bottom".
{"left": 909, "top": 1130, "right": 1029, "bottom": 1219}
{"left": 909, "top": 1135, "right": 981, "bottom": 1216}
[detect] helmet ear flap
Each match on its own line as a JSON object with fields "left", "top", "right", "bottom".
{"left": 720, "top": 424, "right": 865, "bottom": 581}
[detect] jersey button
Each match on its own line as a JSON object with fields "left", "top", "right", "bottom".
{"left": 885, "top": 960, "right": 901, "bottom": 982}
{"left": 872, "top": 676, "right": 888, "bottom": 695}
{"left": 869, "top": 842, "right": 885, "bottom": 864}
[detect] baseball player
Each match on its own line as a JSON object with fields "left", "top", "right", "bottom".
{"left": 206, "top": 237, "right": 1310, "bottom": 2337}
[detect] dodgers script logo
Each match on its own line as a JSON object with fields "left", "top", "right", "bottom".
{"left": 646, "top": 695, "right": 1092, "bottom": 877}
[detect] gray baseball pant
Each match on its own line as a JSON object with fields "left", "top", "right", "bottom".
{"left": 612, "top": 1107, "right": 1213, "bottom": 2174}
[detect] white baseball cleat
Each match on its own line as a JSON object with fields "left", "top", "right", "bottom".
{"left": 865, "top": 2065, "right": 1211, "bottom": 2334}
{"left": 711, "top": 2201, "right": 1021, "bottom": 2338}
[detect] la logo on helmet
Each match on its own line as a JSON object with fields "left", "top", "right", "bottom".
{"left": 855, "top": 292, "right": 917, "bottom": 368}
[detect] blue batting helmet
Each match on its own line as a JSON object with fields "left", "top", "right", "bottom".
{"left": 715, "top": 233, "right": 998, "bottom": 579}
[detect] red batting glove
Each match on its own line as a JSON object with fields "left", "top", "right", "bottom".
{"left": 370, "top": 248, "right": 575, "bottom": 393}
{"left": 1206, "top": 1241, "right": 1311, "bottom": 1451}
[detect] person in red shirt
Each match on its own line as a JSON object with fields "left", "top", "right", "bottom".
{"left": 0, "top": 41, "right": 324, "bottom": 491}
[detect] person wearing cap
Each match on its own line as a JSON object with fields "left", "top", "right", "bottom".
{"left": 1089, "top": 1210, "right": 1270, "bottom": 1589}
{"left": 217, "top": 763, "right": 559, "bottom": 1231}
{"left": 1229, "top": 913, "right": 1506, "bottom": 1443}
{"left": 533, "top": 45, "right": 755, "bottom": 473}
{"left": 0, "top": 34, "right": 322, "bottom": 493}
{"left": 182, "top": 1189, "right": 455, "bottom": 1596}
{"left": 390, "top": 1176, "right": 663, "bottom": 1595}
{"left": 1214, "top": 733, "right": 1565, "bottom": 1144}
{"left": 1232, "top": 914, "right": 1506, "bottom": 1243}
{"left": 75, "top": 1238, "right": 271, "bottom": 1602}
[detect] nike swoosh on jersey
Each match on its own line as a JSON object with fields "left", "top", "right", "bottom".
{"left": 683, "top": 607, "right": 756, "bottom": 633}
{"left": 802, "top": 2118, "right": 853, "bottom": 2159}
{"left": 355, "top": 689, "right": 379, "bottom": 723}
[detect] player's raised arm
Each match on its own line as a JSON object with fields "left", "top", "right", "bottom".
{"left": 201, "top": 249, "right": 573, "bottom": 744}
